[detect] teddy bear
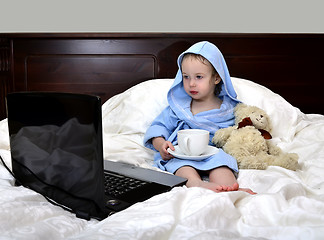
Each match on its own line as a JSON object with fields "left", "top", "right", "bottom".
{"left": 212, "top": 103, "right": 299, "bottom": 170}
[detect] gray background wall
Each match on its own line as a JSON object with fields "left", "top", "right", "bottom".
{"left": 1, "top": 0, "right": 323, "bottom": 33}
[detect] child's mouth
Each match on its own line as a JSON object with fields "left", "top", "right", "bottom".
{"left": 190, "top": 91, "right": 198, "bottom": 95}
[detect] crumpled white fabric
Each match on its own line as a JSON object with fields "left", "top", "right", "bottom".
{"left": 0, "top": 78, "right": 324, "bottom": 240}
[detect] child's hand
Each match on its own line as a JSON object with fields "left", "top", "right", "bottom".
{"left": 152, "top": 137, "right": 175, "bottom": 160}
{"left": 160, "top": 141, "right": 175, "bottom": 160}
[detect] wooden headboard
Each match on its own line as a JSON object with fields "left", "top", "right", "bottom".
{"left": 1, "top": 33, "right": 324, "bottom": 120}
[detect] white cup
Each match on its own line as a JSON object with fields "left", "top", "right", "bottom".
{"left": 177, "top": 129, "right": 209, "bottom": 156}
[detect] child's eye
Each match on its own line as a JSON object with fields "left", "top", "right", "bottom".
{"left": 183, "top": 75, "right": 189, "bottom": 80}
{"left": 196, "top": 75, "right": 203, "bottom": 79}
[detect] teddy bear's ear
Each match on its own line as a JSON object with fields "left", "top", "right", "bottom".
{"left": 259, "top": 129, "right": 272, "bottom": 139}
{"left": 234, "top": 103, "right": 249, "bottom": 123}
{"left": 234, "top": 103, "right": 247, "bottom": 111}
{"left": 235, "top": 103, "right": 250, "bottom": 115}
{"left": 238, "top": 117, "right": 253, "bottom": 128}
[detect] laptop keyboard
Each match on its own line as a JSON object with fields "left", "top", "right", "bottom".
{"left": 104, "top": 171, "right": 148, "bottom": 197}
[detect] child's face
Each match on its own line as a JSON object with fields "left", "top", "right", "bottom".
{"left": 181, "top": 56, "right": 221, "bottom": 101}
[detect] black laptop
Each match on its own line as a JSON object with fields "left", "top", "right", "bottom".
{"left": 6, "top": 92, "right": 186, "bottom": 220}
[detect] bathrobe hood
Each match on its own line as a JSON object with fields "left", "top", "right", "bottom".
{"left": 167, "top": 41, "right": 239, "bottom": 132}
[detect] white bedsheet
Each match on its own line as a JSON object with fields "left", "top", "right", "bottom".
{"left": 0, "top": 78, "right": 324, "bottom": 240}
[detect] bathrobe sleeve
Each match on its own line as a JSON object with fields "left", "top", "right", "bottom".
{"left": 143, "top": 106, "right": 179, "bottom": 151}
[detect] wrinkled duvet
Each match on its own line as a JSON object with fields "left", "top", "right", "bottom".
{"left": 0, "top": 78, "right": 323, "bottom": 240}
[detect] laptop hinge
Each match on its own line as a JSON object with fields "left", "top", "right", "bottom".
{"left": 76, "top": 210, "right": 91, "bottom": 220}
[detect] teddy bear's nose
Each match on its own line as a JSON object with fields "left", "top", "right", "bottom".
{"left": 260, "top": 115, "right": 263, "bottom": 118}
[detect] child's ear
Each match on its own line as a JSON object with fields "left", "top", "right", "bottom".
{"left": 214, "top": 75, "right": 222, "bottom": 84}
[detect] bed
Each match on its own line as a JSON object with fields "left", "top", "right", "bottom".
{"left": 0, "top": 33, "right": 324, "bottom": 239}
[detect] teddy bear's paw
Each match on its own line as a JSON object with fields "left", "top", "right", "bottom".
{"left": 212, "top": 126, "right": 236, "bottom": 147}
{"left": 237, "top": 157, "right": 268, "bottom": 170}
{"left": 284, "top": 153, "right": 299, "bottom": 170}
{"left": 238, "top": 162, "right": 268, "bottom": 170}
{"left": 267, "top": 143, "right": 282, "bottom": 156}
{"left": 278, "top": 161, "right": 299, "bottom": 171}
{"left": 270, "top": 153, "right": 299, "bottom": 171}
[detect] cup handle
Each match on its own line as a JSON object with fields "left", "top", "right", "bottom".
{"left": 182, "top": 136, "right": 191, "bottom": 155}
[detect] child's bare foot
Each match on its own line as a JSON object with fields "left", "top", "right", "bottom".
{"left": 186, "top": 178, "right": 222, "bottom": 192}
{"left": 215, "top": 183, "right": 256, "bottom": 194}
{"left": 187, "top": 179, "right": 235, "bottom": 193}
{"left": 215, "top": 182, "right": 239, "bottom": 192}
{"left": 209, "top": 167, "right": 256, "bottom": 194}
{"left": 238, "top": 188, "right": 257, "bottom": 194}
{"left": 175, "top": 166, "right": 256, "bottom": 194}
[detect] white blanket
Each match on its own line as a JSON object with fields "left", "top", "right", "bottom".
{"left": 0, "top": 78, "right": 324, "bottom": 240}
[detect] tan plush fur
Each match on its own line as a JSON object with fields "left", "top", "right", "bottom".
{"left": 212, "top": 103, "right": 299, "bottom": 170}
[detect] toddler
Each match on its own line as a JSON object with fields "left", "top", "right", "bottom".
{"left": 144, "top": 41, "right": 255, "bottom": 194}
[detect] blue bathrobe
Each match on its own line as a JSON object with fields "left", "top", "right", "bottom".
{"left": 144, "top": 41, "right": 239, "bottom": 174}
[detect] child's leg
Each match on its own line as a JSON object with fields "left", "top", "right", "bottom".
{"left": 209, "top": 166, "right": 239, "bottom": 192}
{"left": 175, "top": 166, "right": 202, "bottom": 187}
{"left": 175, "top": 166, "right": 230, "bottom": 192}
{"left": 209, "top": 167, "right": 256, "bottom": 194}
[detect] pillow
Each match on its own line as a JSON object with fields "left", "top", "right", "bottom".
{"left": 231, "top": 77, "right": 302, "bottom": 141}
{"left": 101, "top": 79, "right": 172, "bottom": 167}
{"left": 102, "top": 79, "right": 172, "bottom": 136}
{"left": 0, "top": 119, "right": 10, "bottom": 150}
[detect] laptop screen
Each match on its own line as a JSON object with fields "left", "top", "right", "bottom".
{"left": 6, "top": 92, "right": 108, "bottom": 220}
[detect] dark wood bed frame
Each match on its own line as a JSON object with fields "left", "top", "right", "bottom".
{"left": 1, "top": 33, "right": 324, "bottom": 120}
